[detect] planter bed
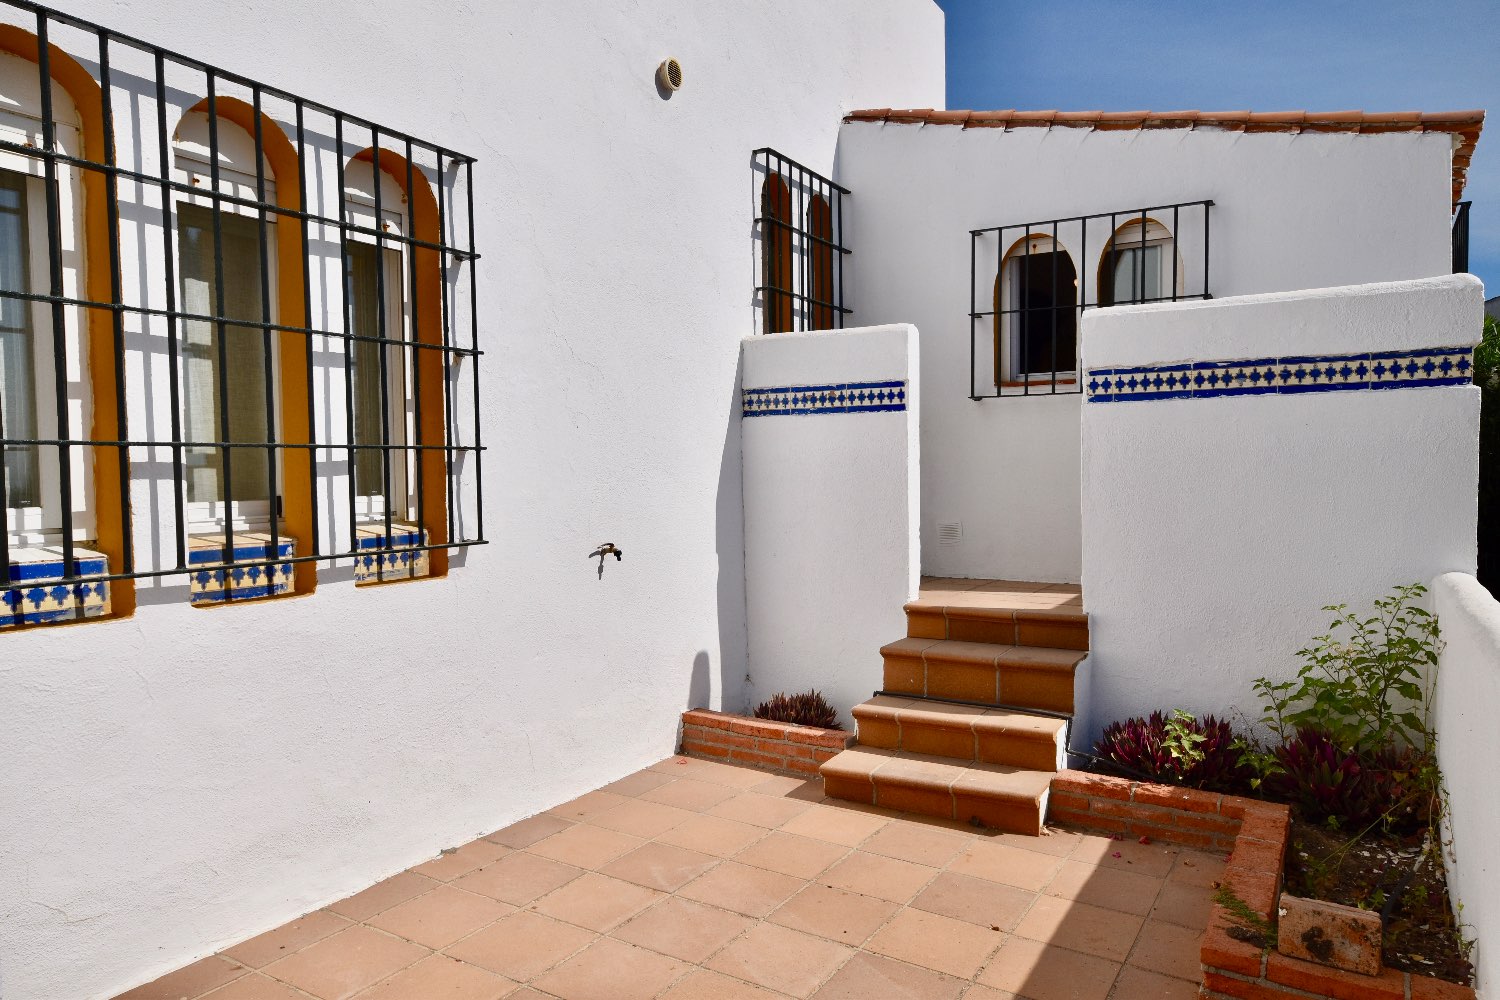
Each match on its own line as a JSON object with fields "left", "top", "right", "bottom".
{"left": 1049, "top": 770, "right": 1475, "bottom": 1000}
{"left": 679, "top": 708, "right": 853, "bottom": 777}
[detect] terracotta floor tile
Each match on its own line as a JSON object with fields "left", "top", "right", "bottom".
{"left": 820, "top": 852, "right": 938, "bottom": 904}
{"left": 531, "top": 937, "right": 689, "bottom": 1000}
{"left": 1108, "top": 965, "right": 1200, "bottom": 999}
{"left": 352, "top": 954, "right": 513, "bottom": 1000}
{"left": 116, "top": 957, "right": 249, "bottom": 1000}
{"left": 599, "top": 769, "right": 677, "bottom": 797}
{"left": 976, "top": 936, "right": 1119, "bottom": 1000}
{"left": 453, "top": 853, "right": 582, "bottom": 906}
{"left": 658, "top": 968, "right": 783, "bottom": 999}
{"left": 547, "top": 790, "right": 632, "bottom": 823}
{"left": 366, "top": 885, "right": 511, "bottom": 949}
{"left": 707, "top": 922, "right": 854, "bottom": 998}
{"left": 1071, "top": 832, "right": 1180, "bottom": 879}
{"left": 222, "top": 911, "right": 352, "bottom": 968}
{"left": 993, "top": 826, "right": 1084, "bottom": 858}
{"left": 858, "top": 821, "right": 971, "bottom": 867}
{"left": 810, "top": 952, "right": 966, "bottom": 1000}
{"left": 863, "top": 907, "right": 1003, "bottom": 979}
{"left": 412, "top": 838, "right": 512, "bottom": 881}
{"left": 909, "top": 872, "right": 1034, "bottom": 931}
{"left": 1013, "top": 894, "right": 1144, "bottom": 962}
{"left": 733, "top": 831, "right": 848, "bottom": 879}
{"left": 1125, "top": 919, "right": 1203, "bottom": 981}
{"left": 1044, "top": 860, "right": 1163, "bottom": 917}
{"left": 532, "top": 872, "right": 664, "bottom": 932}
{"left": 959, "top": 986, "right": 1020, "bottom": 1000}
{"left": 484, "top": 814, "right": 574, "bottom": 849}
{"left": 326, "top": 872, "right": 440, "bottom": 923}
{"left": 444, "top": 910, "right": 596, "bottom": 981}
{"left": 610, "top": 896, "right": 754, "bottom": 964}
{"left": 677, "top": 861, "right": 806, "bottom": 918}
{"left": 707, "top": 792, "right": 816, "bottom": 829}
{"left": 779, "top": 805, "right": 891, "bottom": 847}
{"left": 672, "top": 758, "right": 782, "bottom": 790}
{"left": 769, "top": 883, "right": 900, "bottom": 945}
{"left": 599, "top": 842, "right": 720, "bottom": 892}
{"left": 526, "top": 823, "right": 646, "bottom": 870}
{"left": 949, "top": 841, "right": 1063, "bottom": 893}
{"left": 1149, "top": 879, "right": 1214, "bottom": 930}
{"left": 639, "top": 778, "right": 741, "bottom": 812}
{"left": 1167, "top": 849, "right": 1227, "bottom": 888}
{"left": 200, "top": 974, "right": 308, "bottom": 1000}
{"left": 264, "top": 925, "right": 429, "bottom": 1000}
{"left": 747, "top": 773, "right": 821, "bottom": 797}
{"left": 654, "top": 813, "right": 768, "bottom": 859}
{"left": 588, "top": 798, "right": 697, "bottom": 839}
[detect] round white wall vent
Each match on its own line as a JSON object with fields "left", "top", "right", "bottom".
{"left": 657, "top": 58, "right": 683, "bottom": 92}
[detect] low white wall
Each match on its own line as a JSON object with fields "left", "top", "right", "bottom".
{"left": 1433, "top": 572, "right": 1500, "bottom": 996}
{"left": 740, "top": 324, "right": 920, "bottom": 725}
{"left": 1078, "top": 274, "right": 1483, "bottom": 743}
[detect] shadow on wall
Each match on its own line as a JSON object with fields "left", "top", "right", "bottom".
{"left": 701, "top": 344, "right": 749, "bottom": 715}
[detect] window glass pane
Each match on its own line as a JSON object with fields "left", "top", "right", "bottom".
{"left": 0, "top": 169, "right": 37, "bottom": 509}
{"left": 177, "top": 202, "right": 271, "bottom": 506}
{"left": 1013, "top": 249, "right": 1076, "bottom": 376}
{"left": 1111, "top": 244, "right": 1162, "bottom": 305}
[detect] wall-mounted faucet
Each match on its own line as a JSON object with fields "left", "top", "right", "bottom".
{"left": 590, "top": 543, "right": 623, "bottom": 579}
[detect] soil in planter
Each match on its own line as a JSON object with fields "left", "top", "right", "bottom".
{"left": 1284, "top": 819, "right": 1472, "bottom": 985}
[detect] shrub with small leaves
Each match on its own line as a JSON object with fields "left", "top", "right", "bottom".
{"left": 753, "top": 690, "right": 842, "bottom": 730}
{"left": 1094, "top": 710, "right": 1253, "bottom": 793}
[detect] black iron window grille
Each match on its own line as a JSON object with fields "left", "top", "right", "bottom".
{"left": 1453, "top": 199, "right": 1472, "bottom": 274}
{"left": 968, "top": 200, "right": 1213, "bottom": 399}
{"left": 752, "top": 148, "right": 849, "bottom": 334}
{"left": 0, "top": 0, "right": 485, "bottom": 627}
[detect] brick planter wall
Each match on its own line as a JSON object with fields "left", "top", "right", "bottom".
{"left": 1049, "top": 770, "right": 1475, "bottom": 999}
{"left": 679, "top": 709, "right": 854, "bottom": 777}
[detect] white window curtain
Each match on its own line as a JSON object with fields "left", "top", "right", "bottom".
{"left": 0, "top": 168, "right": 37, "bottom": 508}
{"left": 177, "top": 203, "right": 271, "bottom": 506}
{"left": 1111, "top": 243, "right": 1162, "bottom": 305}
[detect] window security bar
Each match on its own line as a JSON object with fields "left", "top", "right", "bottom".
{"left": 968, "top": 200, "right": 1213, "bottom": 400}
{"left": 1453, "top": 200, "right": 1472, "bottom": 274}
{"left": 752, "top": 147, "right": 850, "bottom": 334}
{"left": 0, "top": 0, "right": 486, "bottom": 622}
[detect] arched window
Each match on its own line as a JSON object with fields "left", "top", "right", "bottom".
{"left": 1098, "top": 218, "right": 1178, "bottom": 307}
{"left": 807, "top": 194, "right": 833, "bottom": 330}
{"left": 994, "top": 233, "right": 1078, "bottom": 386}
{"left": 761, "top": 173, "right": 793, "bottom": 334}
{"left": 0, "top": 50, "right": 91, "bottom": 547}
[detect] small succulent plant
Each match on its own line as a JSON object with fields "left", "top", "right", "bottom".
{"left": 753, "top": 690, "right": 842, "bottom": 730}
{"left": 1094, "top": 710, "right": 1253, "bottom": 793}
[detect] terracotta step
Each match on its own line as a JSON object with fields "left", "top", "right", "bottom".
{"left": 851, "top": 695, "right": 1066, "bottom": 772}
{"left": 880, "top": 638, "right": 1084, "bottom": 713}
{"left": 820, "top": 746, "right": 1053, "bottom": 835}
{"left": 905, "top": 603, "right": 1089, "bottom": 650}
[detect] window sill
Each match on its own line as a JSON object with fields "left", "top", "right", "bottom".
{"left": 354, "top": 524, "right": 429, "bottom": 586}
{"left": 2, "top": 546, "right": 111, "bottom": 628}
{"left": 188, "top": 532, "right": 296, "bottom": 606}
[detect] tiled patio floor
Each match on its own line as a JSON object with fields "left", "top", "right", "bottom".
{"left": 917, "top": 578, "right": 1084, "bottom": 611}
{"left": 117, "top": 757, "right": 1214, "bottom": 1000}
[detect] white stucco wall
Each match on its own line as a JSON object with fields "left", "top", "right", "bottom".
{"left": 836, "top": 120, "right": 1457, "bottom": 582}
{"left": 0, "top": 4, "right": 946, "bottom": 999}
{"left": 1077, "top": 275, "right": 1483, "bottom": 744}
{"left": 1433, "top": 571, "right": 1500, "bottom": 997}
{"left": 740, "top": 324, "right": 920, "bottom": 725}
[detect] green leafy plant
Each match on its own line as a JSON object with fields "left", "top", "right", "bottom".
{"left": 753, "top": 690, "right": 842, "bottom": 730}
{"left": 1213, "top": 884, "right": 1274, "bottom": 949}
{"left": 1094, "top": 711, "right": 1253, "bottom": 792}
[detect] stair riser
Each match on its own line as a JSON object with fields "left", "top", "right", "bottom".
{"left": 905, "top": 610, "right": 1089, "bottom": 651}
{"left": 881, "top": 652, "right": 1076, "bottom": 714}
{"left": 853, "top": 715, "right": 1062, "bottom": 771}
{"left": 822, "top": 774, "right": 1044, "bottom": 836}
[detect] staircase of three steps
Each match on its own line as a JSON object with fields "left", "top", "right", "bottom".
{"left": 819, "top": 590, "right": 1088, "bottom": 836}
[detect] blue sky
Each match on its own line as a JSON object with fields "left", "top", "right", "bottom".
{"left": 932, "top": 0, "right": 1498, "bottom": 296}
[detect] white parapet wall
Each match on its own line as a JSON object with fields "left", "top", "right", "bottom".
{"left": 1078, "top": 274, "right": 1484, "bottom": 743}
{"left": 740, "top": 324, "right": 920, "bottom": 725}
{"left": 1433, "top": 572, "right": 1500, "bottom": 995}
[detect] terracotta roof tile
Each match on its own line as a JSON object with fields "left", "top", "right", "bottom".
{"left": 841, "top": 108, "right": 1485, "bottom": 201}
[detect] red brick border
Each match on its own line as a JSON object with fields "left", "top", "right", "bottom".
{"left": 679, "top": 709, "right": 854, "bottom": 778}
{"left": 1049, "top": 770, "right": 1475, "bottom": 999}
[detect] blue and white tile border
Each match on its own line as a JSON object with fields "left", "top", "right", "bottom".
{"left": 742, "top": 379, "right": 908, "bottom": 416}
{"left": 1086, "top": 346, "right": 1474, "bottom": 403}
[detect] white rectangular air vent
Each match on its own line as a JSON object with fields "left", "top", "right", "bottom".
{"left": 937, "top": 521, "right": 963, "bottom": 546}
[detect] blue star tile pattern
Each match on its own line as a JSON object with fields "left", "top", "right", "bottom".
{"left": 742, "top": 379, "right": 908, "bottom": 417}
{"left": 1, "top": 547, "right": 111, "bottom": 628}
{"left": 353, "top": 525, "right": 430, "bottom": 585}
{"left": 187, "top": 534, "right": 297, "bottom": 606}
{"left": 1087, "top": 346, "right": 1473, "bottom": 404}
